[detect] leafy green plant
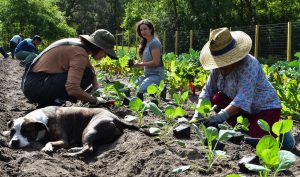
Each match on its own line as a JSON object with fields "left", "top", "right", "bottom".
{"left": 147, "top": 80, "right": 165, "bottom": 104}
{"left": 129, "top": 97, "right": 162, "bottom": 126}
{"left": 173, "top": 90, "right": 189, "bottom": 108}
{"left": 192, "top": 123, "right": 236, "bottom": 171}
{"left": 245, "top": 119, "right": 297, "bottom": 176}
{"left": 233, "top": 116, "right": 250, "bottom": 131}
{"left": 258, "top": 119, "right": 293, "bottom": 149}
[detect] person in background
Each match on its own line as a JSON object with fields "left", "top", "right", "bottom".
{"left": 191, "top": 27, "right": 295, "bottom": 150}
{"left": 0, "top": 46, "right": 9, "bottom": 59}
{"left": 21, "top": 29, "right": 117, "bottom": 108}
{"left": 15, "top": 35, "right": 42, "bottom": 66}
{"left": 128, "top": 19, "right": 165, "bottom": 100}
{"left": 10, "top": 34, "right": 24, "bottom": 59}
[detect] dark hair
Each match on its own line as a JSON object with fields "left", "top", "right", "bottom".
{"left": 32, "top": 35, "right": 42, "bottom": 42}
{"left": 80, "top": 37, "right": 100, "bottom": 53}
{"left": 136, "top": 19, "right": 155, "bottom": 56}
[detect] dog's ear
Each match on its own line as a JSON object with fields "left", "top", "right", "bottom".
{"left": 35, "top": 122, "right": 48, "bottom": 132}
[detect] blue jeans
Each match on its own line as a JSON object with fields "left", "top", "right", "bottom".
{"left": 136, "top": 74, "right": 164, "bottom": 93}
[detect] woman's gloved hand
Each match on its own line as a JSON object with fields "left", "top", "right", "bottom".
{"left": 201, "top": 109, "right": 229, "bottom": 127}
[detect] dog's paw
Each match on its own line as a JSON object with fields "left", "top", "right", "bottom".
{"left": 41, "top": 142, "right": 53, "bottom": 152}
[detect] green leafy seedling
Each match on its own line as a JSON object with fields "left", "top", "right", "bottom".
{"left": 129, "top": 97, "right": 162, "bottom": 127}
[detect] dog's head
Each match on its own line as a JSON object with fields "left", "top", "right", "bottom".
{"left": 1, "top": 110, "right": 49, "bottom": 148}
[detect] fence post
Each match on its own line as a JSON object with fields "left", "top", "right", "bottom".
{"left": 189, "top": 30, "right": 193, "bottom": 49}
{"left": 128, "top": 31, "right": 130, "bottom": 52}
{"left": 163, "top": 31, "right": 166, "bottom": 54}
{"left": 121, "top": 32, "right": 124, "bottom": 50}
{"left": 287, "top": 22, "right": 292, "bottom": 61}
{"left": 115, "top": 31, "right": 118, "bottom": 51}
{"left": 254, "top": 25, "right": 259, "bottom": 58}
{"left": 175, "top": 31, "right": 178, "bottom": 55}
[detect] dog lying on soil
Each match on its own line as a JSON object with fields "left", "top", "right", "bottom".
{"left": 1, "top": 106, "right": 150, "bottom": 156}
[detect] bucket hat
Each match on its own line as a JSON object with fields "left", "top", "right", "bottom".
{"left": 200, "top": 27, "right": 252, "bottom": 70}
{"left": 80, "top": 29, "right": 117, "bottom": 59}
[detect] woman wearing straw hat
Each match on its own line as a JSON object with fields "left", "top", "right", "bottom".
{"left": 128, "top": 19, "right": 165, "bottom": 100}
{"left": 22, "top": 29, "right": 117, "bottom": 108}
{"left": 192, "top": 27, "right": 295, "bottom": 150}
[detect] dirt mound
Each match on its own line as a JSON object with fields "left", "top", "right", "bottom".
{"left": 0, "top": 58, "right": 299, "bottom": 177}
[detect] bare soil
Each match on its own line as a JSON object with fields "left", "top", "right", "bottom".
{"left": 0, "top": 58, "right": 299, "bottom": 177}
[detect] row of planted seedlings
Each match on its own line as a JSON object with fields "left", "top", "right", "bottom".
{"left": 91, "top": 50, "right": 298, "bottom": 176}
{"left": 88, "top": 71, "right": 298, "bottom": 176}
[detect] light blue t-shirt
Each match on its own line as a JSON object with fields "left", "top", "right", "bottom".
{"left": 142, "top": 37, "right": 164, "bottom": 78}
{"left": 199, "top": 54, "right": 281, "bottom": 114}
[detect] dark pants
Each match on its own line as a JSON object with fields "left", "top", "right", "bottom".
{"left": 23, "top": 68, "right": 94, "bottom": 106}
{"left": 212, "top": 91, "right": 281, "bottom": 138}
{"left": 10, "top": 41, "right": 17, "bottom": 59}
{"left": 0, "top": 46, "right": 9, "bottom": 58}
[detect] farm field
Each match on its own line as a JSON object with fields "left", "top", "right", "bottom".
{"left": 0, "top": 58, "right": 299, "bottom": 177}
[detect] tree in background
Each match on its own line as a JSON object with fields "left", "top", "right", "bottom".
{"left": 0, "top": 0, "right": 75, "bottom": 47}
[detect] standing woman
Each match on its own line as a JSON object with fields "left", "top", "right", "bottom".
{"left": 129, "top": 19, "right": 165, "bottom": 100}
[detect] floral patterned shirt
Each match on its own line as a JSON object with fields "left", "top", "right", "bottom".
{"left": 199, "top": 54, "right": 281, "bottom": 114}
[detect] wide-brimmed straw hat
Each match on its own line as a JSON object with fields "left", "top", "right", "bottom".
{"left": 200, "top": 27, "right": 252, "bottom": 70}
{"left": 80, "top": 29, "right": 117, "bottom": 59}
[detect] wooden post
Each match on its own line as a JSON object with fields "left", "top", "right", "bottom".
{"left": 175, "top": 31, "right": 178, "bottom": 55}
{"left": 115, "top": 31, "right": 118, "bottom": 51}
{"left": 121, "top": 32, "right": 124, "bottom": 50}
{"left": 287, "top": 22, "right": 292, "bottom": 61}
{"left": 128, "top": 31, "right": 130, "bottom": 52}
{"left": 163, "top": 31, "right": 166, "bottom": 54}
{"left": 189, "top": 30, "right": 193, "bottom": 49}
{"left": 254, "top": 25, "right": 259, "bottom": 58}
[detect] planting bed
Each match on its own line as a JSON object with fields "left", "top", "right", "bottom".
{"left": 0, "top": 58, "right": 299, "bottom": 177}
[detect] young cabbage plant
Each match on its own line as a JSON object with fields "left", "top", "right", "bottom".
{"left": 159, "top": 105, "right": 186, "bottom": 143}
{"left": 192, "top": 123, "right": 236, "bottom": 171}
{"left": 257, "top": 119, "right": 293, "bottom": 149}
{"left": 189, "top": 98, "right": 212, "bottom": 124}
{"left": 233, "top": 116, "right": 250, "bottom": 131}
{"left": 129, "top": 97, "right": 163, "bottom": 127}
{"left": 172, "top": 90, "right": 189, "bottom": 108}
{"left": 147, "top": 80, "right": 165, "bottom": 105}
{"left": 245, "top": 135, "right": 297, "bottom": 177}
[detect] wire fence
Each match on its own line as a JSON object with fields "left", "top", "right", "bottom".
{"left": 117, "top": 22, "right": 300, "bottom": 61}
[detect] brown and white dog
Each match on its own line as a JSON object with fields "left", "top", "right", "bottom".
{"left": 1, "top": 106, "right": 149, "bottom": 156}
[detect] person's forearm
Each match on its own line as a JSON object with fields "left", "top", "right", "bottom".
{"left": 223, "top": 105, "right": 241, "bottom": 117}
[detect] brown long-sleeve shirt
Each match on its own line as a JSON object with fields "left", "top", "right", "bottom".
{"left": 32, "top": 45, "right": 96, "bottom": 103}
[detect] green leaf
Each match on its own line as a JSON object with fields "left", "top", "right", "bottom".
{"left": 175, "top": 140, "right": 186, "bottom": 148}
{"left": 172, "top": 165, "right": 191, "bottom": 173}
{"left": 276, "top": 150, "right": 297, "bottom": 171}
{"left": 206, "top": 127, "right": 218, "bottom": 142}
{"left": 173, "top": 93, "right": 180, "bottom": 105}
{"left": 129, "top": 97, "right": 143, "bottom": 111}
{"left": 272, "top": 120, "right": 293, "bottom": 136}
{"left": 225, "top": 174, "right": 241, "bottom": 177}
{"left": 218, "top": 130, "right": 236, "bottom": 142}
{"left": 226, "top": 174, "right": 241, "bottom": 177}
{"left": 180, "top": 91, "right": 189, "bottom": 102}
{"left": 245, "top": 163, "right": 271, "bottom": 172}
{"left": 149, "top": 127, "right": 161, "bottom": 135}
{"left": 174, "top": 107, "right": 186, "bottom": 117}
{"left": 158, "top": 80, "right": 165, "bottom": 90}
{"left": 261, "top": 149, "right": 280, "bottom": 167}
{"left": 165, "top": 105, "right": 175, "bottom": 118}
{"left": 192, "top": 123, "right": 204, "bottom": 144}
{"left": 147, "top": 84, "right": 158, "bottom": 94}
{"left": 237, "top": 116, "right": 244, "bottom": 124}
{"left": 256, "top": 135, "right": 279, "bottom": 160}
{"left": 257, "top": 119, "right": 270, "bottom": 132}
{"left": 148, "top": 102, "right": 163, "bottom": 116}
